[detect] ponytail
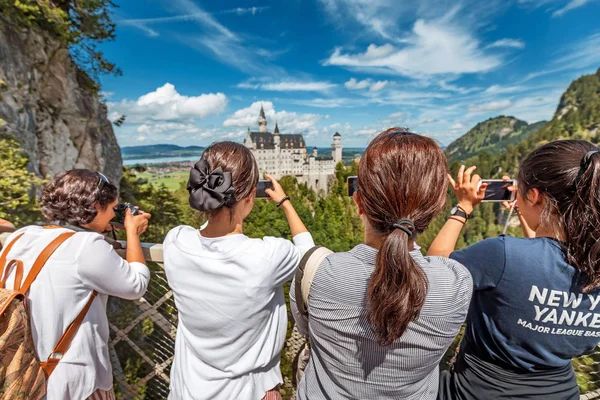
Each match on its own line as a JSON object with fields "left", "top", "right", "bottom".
{"left": 357, "top": 128, "right": 448, "bottom": 346}
{"left": 368, "top": 225, "right": 428, "bottom": 346}
{"left": 565, "top": 150, "right": 600, "bottom": 292}
{"left": 518, "top": 140, "right": 600, "bottom": 293}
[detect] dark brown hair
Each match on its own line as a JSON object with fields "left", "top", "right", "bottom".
{"left": 518, "top": 140, "right": 600, "bottom": 292}
{"left": 357, "top": 128, "right": 449, "bottom": 345}
{"left": 190, "top": 141, "right": 259, "bottom": 215}
{"left": 41, "top": 169, "right": 118, "bottom": 225}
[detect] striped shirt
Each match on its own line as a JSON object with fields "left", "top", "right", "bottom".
{"left": 290, "top": 243, "right": 473, "bottom": 399}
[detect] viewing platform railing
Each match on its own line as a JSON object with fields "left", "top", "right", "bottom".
{"left": 1, "top": 234, "right": 600, "bottom": 399}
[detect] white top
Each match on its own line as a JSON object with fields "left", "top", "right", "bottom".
{"left": 163, "top": 226, "right": 315, "bottom": 400}
{"left": 1, "top": 226, "right": 150, "bottom": 399}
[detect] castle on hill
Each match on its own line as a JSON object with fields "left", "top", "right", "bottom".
{"left": 244, "top": 105, "right": 342, "bottom": 192}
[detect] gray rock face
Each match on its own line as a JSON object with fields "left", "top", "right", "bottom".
{"left": 0, "top": 18, "right": 122, "bottom": 186}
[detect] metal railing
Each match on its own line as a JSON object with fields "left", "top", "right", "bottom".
{"left": 1, "top": 235, "right": 600, "bottom": 399}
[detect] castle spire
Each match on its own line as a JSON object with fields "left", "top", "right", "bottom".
{"left": 258, "top": 103, "right": 267, "bottom": 133}
{"left": 259, "top": 104, "right": 266, "bottom": 120}
{"left": 274, "top": 121, "right": 280, "bottom": 135}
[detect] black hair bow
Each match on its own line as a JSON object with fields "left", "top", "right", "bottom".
{"left": 187, "top": 160, "right": 235, "bottom": 212}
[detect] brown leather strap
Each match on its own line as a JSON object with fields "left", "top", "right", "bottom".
{"left": 0, "top": 232, "right": 25, "bottom": 280}
{"left": 19, "top": 232, "right": 76, "bottom": 295}
{"left": 44, "top": 290, "right": 98, "bottom": 377}
{"left": 0, "top": 260, "right": 24, "bottom": 291}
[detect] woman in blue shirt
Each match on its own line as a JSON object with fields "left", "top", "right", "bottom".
{"left": 429, "top": 140, "right": 600, "bottom": 399}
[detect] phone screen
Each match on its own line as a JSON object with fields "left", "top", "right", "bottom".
{"left": 256, "top": 180, "right": 273, "bottom": 198}
{"left": 481, "top": 180, "right": 516, "bottom": 202}
{"left": 347, "top": 176, "right": 358, "bottom": 197}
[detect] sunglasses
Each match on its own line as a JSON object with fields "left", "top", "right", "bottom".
{"left": 97, "top": 172, "right": 110, "bottom": 196}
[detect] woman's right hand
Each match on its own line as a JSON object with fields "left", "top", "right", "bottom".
{"left": 500, "top": 175, "right": 518, "bottom": 211}
{"left": 264, "top": 174, "right": 288, "bottom": 204}
{"left": 124, "top": 208, "right": 151, "bottom": 236}
{"left": 448, "top": 165, "right": 487, "bottom": 214}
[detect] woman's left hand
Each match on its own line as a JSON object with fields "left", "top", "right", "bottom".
{"left": 448, "top": 165, "right": 487, "bottom": 214}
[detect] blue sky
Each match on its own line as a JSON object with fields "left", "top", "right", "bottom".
{"left": 101, "top": 0, "right": 600, "bottom": 148}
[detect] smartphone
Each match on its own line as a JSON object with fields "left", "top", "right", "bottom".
{"left": 256, "top": 180, "right": 273, "bottom": 198}
{"left": 347, "top": 176, "right": 358, "bottom": 197}
{"left": 479, "top": 179, "right": 516, "bottom": 202}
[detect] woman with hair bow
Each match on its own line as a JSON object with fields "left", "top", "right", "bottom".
{"left": 163, "top": 141, "right": 315, "bottom": 400}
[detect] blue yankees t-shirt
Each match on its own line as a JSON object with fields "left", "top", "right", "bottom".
{"left": 451, "top": 236, "right": 600, "bottom": 371}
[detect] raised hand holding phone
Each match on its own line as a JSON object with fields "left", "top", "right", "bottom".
{"left": 263, "top": 174, "right": 287, "bottom": 203}
{"left": 256, "top": 180, "right": 274, "bottom": 199}
{"left": 448, "top": 165, "right": 487, "bottom": 214}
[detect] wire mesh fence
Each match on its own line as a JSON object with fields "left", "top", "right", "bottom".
{"left": 104, "top": 245, "right": 600, "bottom": 400}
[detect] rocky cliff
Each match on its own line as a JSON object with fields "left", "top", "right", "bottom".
{"left": 0, "top": 17, "right": 122, "bottom": 185}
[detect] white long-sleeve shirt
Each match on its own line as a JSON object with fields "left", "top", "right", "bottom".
{"left": 1, "top": 226, "right": 150, "bottom": 399}
{"left": 163, "top": 226, "right": 315, "bottom": 400}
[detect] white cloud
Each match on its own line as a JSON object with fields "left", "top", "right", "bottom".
{"left": 345, "top": 78, "right": 371, "bottom": 90}
{"left": 223, "top": 101, "right": 325, "bottom": 132}
{"left": 369, "top": 80, "right": 389, "bottom": 91}
{"left": 136, "top": 122, "right": 203, "bottom": 135}
{"left": 220, "top": 6, "right": 269, "bottom": 15}
{"left": 552, "top": 0, "right": 591, "bottom": 16}
{"left": 484, "top": 85, "right": 524, "bottom": 94}
{"left": 487, "top": 39, "right": 526, "bottom": 49}
{"left": 451, "top": 122, "right": 466, "bottom": 130}
{"left": 237, "top": 80, "right": 336, "bottom": 92}
{"left": 290, "top": 98, "right": 363, "bottom": 108}
{"left": 468, "top": 99, "right": 512, "bottom": 112}
{"left": 121, "top": 0, "right": 284, "bottom": 76}
{"left": 344, "top": 77, "right": 389, "bottom": 91}
{"left": 388, "top": 111, "right": 405, "bottom": 119}
{"left": 354, "top": 126, "right": 378, "bottom": 136}
{"left": 324, "top": 15, "right": 502, "bottom": 78}
{"left": 317, "top": 0, "right": 409, "bottom": 40}
{"left": 108, "top": 83, "right": 227, "bottom": 123}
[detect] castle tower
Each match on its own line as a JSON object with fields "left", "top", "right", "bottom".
{"left": 313, "top": 146, "right": 318, "bottom": 157}
{"left": 258, "top": 104, "right": 267, "bottom": 133}
{"left": 332, "top": 132, "right": 342, "bottom": 164}
{"left": 274, "top": 121, "right": 280, "bottom": 149}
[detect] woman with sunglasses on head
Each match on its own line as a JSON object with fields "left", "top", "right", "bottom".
{"left": 163, "top": 141, "right": 314, "bottom": 400}
{"left": 290, "top": 128, "right": 473, "bottom": 399}
{"left": 0, "top": 169, "right": 151, "bottom": 399}
{"left": 430, "top": 140, "right": 600, "bottom": 400}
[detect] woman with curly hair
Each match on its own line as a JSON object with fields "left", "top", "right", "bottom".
{"left": 0, "top": 169, "right": 151, "bottom": 399}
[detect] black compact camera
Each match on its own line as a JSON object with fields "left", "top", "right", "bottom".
{"left": 113, "top": 203, "right": 141, "bottom": 225}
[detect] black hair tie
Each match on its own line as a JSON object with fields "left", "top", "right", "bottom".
{"left": 393, "top": 218, "right": 415, "bottom": 237}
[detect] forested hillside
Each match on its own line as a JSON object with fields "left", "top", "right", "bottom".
{"left": 446, "top": 116, "right": 545, "bottom": 161}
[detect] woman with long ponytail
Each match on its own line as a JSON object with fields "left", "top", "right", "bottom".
{"left": 430, "top": 140, "right": 600, "bottom": 399}
{"left": 291, "top": 128, "right": 473, "bottom": 399}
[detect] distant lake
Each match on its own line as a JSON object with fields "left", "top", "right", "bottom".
{"left": 123, "top": 155, "right": 200, "bottom": 166}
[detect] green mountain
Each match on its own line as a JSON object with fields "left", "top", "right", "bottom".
{"left": 446, "top": 116, "right": 546, "bottom": 161}
{"left": 532, "top": 67, "right": 600, "bottom": 144}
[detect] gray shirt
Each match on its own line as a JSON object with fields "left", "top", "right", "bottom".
{"left": 290, "top": 243, "right": 473, "bottom": 399}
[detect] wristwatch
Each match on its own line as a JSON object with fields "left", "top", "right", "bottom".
{"left": 450, "top": 205, "right": 471, "bottom": 220}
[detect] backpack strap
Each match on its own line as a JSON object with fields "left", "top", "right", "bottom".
{"left": 41, "top": 290, "right": 98, "bottom": 378}
{"left": 19, "top": 232, "right": 75, "bottom": 295}
{"left": 0, "top": 260, "right": 24, "bottom": 291}
{"left": 294, "top": 245, "right": 333, "bottom": 316}
{"left": 0, "top": 232, "right": 25, "bottom": 279}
